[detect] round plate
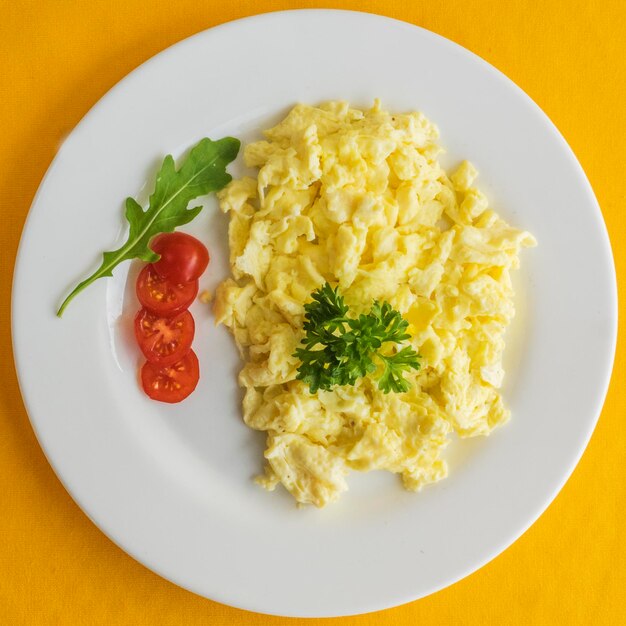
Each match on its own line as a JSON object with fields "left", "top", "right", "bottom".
{"left": 12, "top": 9, "right": 617, "bottom": 618}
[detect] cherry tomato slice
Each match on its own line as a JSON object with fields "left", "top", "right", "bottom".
{"left": 136, "top": 264, "right": 198, "bottom": 315}
{"left": 151, "top": 232, "right": 210, "bottom": 284}
{"left": 134, "top": 308, "right": 194, "bottom": 367}
{"left": 140, "top": 349, "right": 200, "bottom": 403}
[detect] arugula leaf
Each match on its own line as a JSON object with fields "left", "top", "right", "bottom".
{"left": 57, "top": 136, "right": 240, "bottom": 317}
{"left": 294, "top": 283, "right": 421, "bottom": 394}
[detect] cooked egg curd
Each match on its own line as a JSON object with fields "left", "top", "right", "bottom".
{"left": 214, "top": 101, "right": 536, "bottom": 507}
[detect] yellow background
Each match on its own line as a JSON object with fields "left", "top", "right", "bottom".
{"left": 1, "top": 1, "right": 624, "bottom": 623}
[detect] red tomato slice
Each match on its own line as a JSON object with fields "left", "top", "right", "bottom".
{"left": 140, "top": 350, "right": 200, "bottom": 403}
{"left": 134, "top": 308, "right": 194, "bottom": 367}
{"left": 136, "top": 264, "right": 198, "bottom": 315}
{"left": 151, "top": 232, "right": 210, "bottom": 284}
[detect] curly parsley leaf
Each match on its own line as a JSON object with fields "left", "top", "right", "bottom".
{"left": 57, "top": 136, "right": 240, "bottom": 317}
{"left": 294, "top": 283, "right": 421, "bottom": 394}
{"left": 378, "top": 346, "right": 421, "bottom": 393}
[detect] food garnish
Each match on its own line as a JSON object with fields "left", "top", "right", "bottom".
{"left": 140, "top": 349, "right": 200, "bottom": 403}
{"left": 294, "top": 283, "right": 420, "bottom": 393}
{"left": 134, "top": 233, "right": 209, "bottom": 403}
{"left": 136, "top": 264, "right": 198, "bottom": 316}
{"left": 151, "top": 232, "right": 210, "bottom": 284}
{"left": 134, "top": 308, "right": 195, "bottom": 367}
{"left": 57, "top": 137, "right": 239, "bottom": 316}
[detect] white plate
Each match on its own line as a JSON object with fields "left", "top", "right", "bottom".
{"left": 12, "top": 9, "right": 617, "bottom": 618}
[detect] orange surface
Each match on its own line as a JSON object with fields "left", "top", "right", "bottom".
{"left": 1, "top": 1, "right": 624, "bottom": 624}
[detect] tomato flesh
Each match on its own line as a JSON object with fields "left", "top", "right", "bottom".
{"left": 140, "top": 350, "right": 200, "bottom": 403}
{"left": 151, "top": 232, "right": 210, "bottom": 284}
{"left": 134, "top": 308, "right": 194, "bottom": 367}
{"left": 136, "top": 264, "right": 198, "bottom": 315}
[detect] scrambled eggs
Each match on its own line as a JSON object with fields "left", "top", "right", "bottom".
{"left": 214, "top": 101, "right": 536, "bottom": 507}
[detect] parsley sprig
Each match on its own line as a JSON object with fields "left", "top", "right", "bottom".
{"left": 294, "top": 283, "right": 421, "bottom": 394}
